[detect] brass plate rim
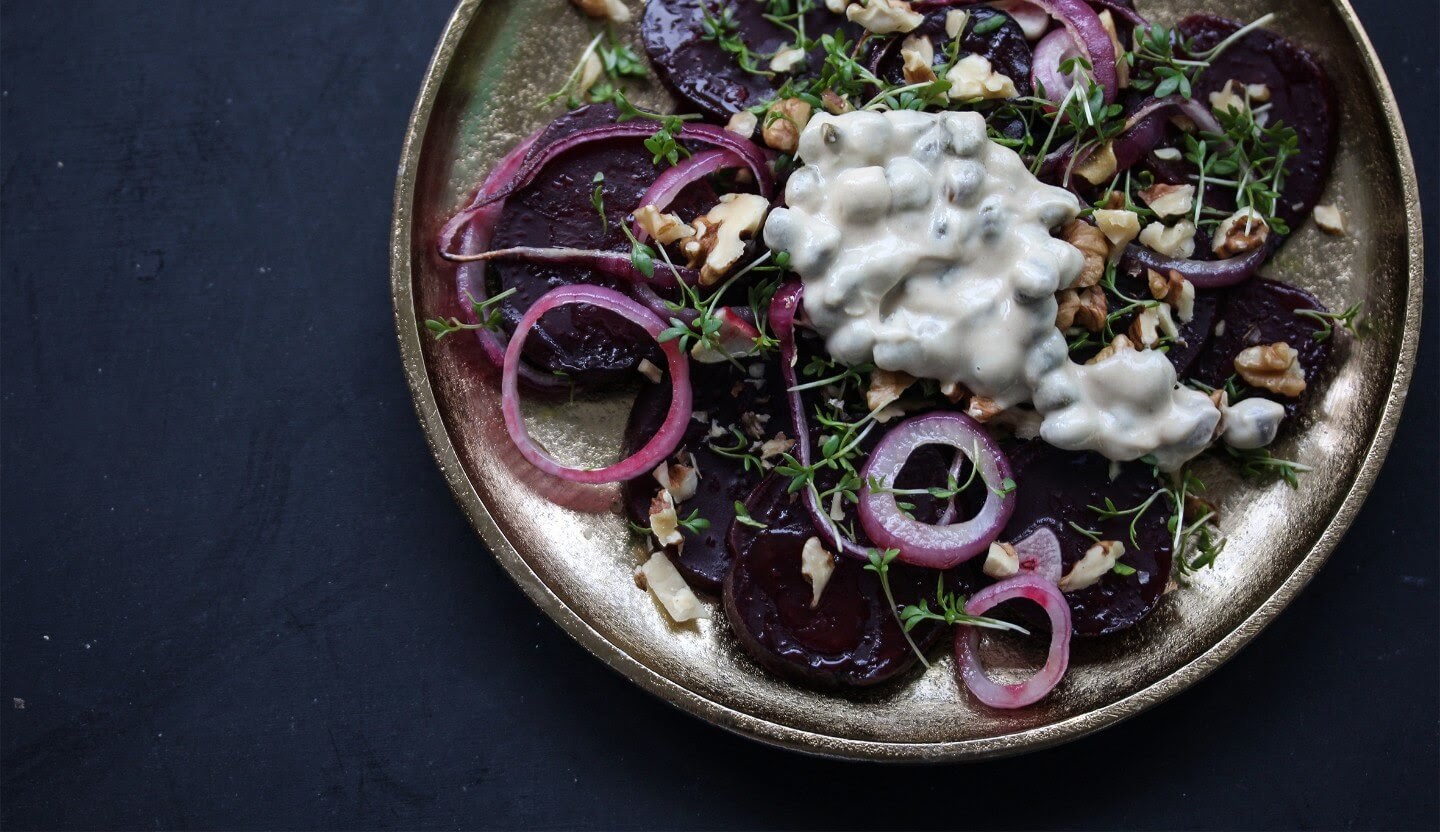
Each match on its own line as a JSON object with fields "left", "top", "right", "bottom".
{"left": 389, "top": 0, "right": 1424, "bottom": 761}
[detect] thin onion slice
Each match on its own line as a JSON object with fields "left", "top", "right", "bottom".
{"left": 501, "top": 285, "right": 692, "bottom": 483}
{"left": 1032, "top": 27, "right": 1084, "bottom": 103}
{"left": 475, "top": 121, "right": 774, "bottom": 211}
{"left": 857, "top": 412, "right": 1016, "bottom": 569}
{"left": 444, "top": 245, "right": 702, "bottom": 288}
{"left": 955, "top": 574, "right": 1072, "bottom": 708}
{"left": 1121, "top": 244, "right": 1266, "bottom": 288}
{"left": 631, "top": 148, "right": 750, "bottom": 242}
{"left": 1014, "top": 527, "right": 1062, "bottom": 582}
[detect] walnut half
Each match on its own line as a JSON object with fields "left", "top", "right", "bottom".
{"left": 1062, "top": 219, "right": 1108, "bottom": 288}
{"left": 1234, "top": 342, "right": 1306, "bottom": 397}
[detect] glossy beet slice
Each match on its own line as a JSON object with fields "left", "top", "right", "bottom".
{"left": 621, "top": 359, "right": 787, "bottom": 594}
{"left": 1178, "top": 14, "right": 1336, "bottom": 249}
{"left": 1189, "top": 277, "right": 1332, "bottom": 416}
{"left": 1000, "top": 441, "right": 1173, "bottom": 636}
{"left": 643, "top": 0, "right": 849, "bottom": 119}
{"left": 868, "top": 6, "right": 1033, "bottom": 98}
{"left": 724, "top": 474, "right": 967, "bottom": 687}
{"left": 488, "top": 105, "right": 716, "bottom": 387}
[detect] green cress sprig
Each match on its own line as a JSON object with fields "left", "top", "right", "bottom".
{"left": 425, "top": 288, "right": 518, "bottom": 340}
{"left": 1296, "top": 302, "right": 1365, "bottom": 342}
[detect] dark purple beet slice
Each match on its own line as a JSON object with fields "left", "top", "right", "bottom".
{"left": 869, "top": 6, "right": 1033, "bottom": 98}
{"left": 1000, "top": 441, "right": 1173, "bottom": 636}
{"left": 724, "top": 474, "right": 976, "bottom": 687}
{"left": 643, "top": 0, "right": 851, "bottom": 119}
{"left": 488, "top": 105, "right": 716, "bottom": 387}
{"left": 1096, "top": 265, "right": 1220, "bottom": 376}
{"left": 1178, "top": 15, "right": 1336, "bottom": 250}
{"left": 621, "top": 359, "right": 787, "bottom": 594}
{"left": 1188, "top": 277, "right": 1332, "bottom": 417}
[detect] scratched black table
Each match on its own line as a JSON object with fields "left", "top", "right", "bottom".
{"left": 2, "top": 2, "right": 1436, "bottom": 829}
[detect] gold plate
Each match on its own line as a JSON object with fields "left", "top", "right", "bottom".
{"left": 391, "top": 0, "right": 1423, "bottom": 760}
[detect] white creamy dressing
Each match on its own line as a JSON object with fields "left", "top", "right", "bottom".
{"left": 763, "top": 110, "right": 1279, "bottom": 470}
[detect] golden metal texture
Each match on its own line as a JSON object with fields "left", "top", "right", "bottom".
{"left": 391, "top": 0, "right": 1423, "bottom": 760}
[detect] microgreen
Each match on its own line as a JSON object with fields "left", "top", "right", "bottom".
{"left": 864, "top": 548, "right": 932, "bottom": 667}
{"left": 424, "top": 288, "right": 518, "bottom": 339}
{"left": 678, "top": 509, "right": 710, "bottom": 536}
{"left": 591, "top": 171, "right": 607, "bottom": 235}
{"left": 900, "top": 574, "right": 1030, "bottom": 634}
{"left": 733, "top": 500, "right": 767, "bottom": 529}
{"left": 1224, "top": 445, "right": 1311, "bottom": 488}
{"left": 1295, "top": 302, "right": 1365, "bottom": 342}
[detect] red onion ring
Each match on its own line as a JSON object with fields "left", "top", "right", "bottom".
{"left": 445, "top": 245, "right": 701, "bottom": 289}
{"left": 857, "top": 412, "right": 1016, "bottom": 569}
{"left": 769, "top": 281, "right": 869, "bottom": 560}
{"left": 1014, "top": 526, "right": 1062, "bottom": 582}
{"left": 631, "top": 148, "right": 749, "bottom": 242}
{"left": 1121, "top": 244, "right": 1266, "bottom": 288}
{"left": 1084, "top": 0, "right": 1146, "bottom": 27}
{"left": 501, "top": 285, "right": 692, "bottom": 483}
{"left": 955, "top": 574, "right": 1072, "bottom": 708}
{"left": 1039, "top": 95, "right": 1225, "bottom": 183}
{"left": 475, "top": 122, "right": 774, "bottom": 211}
{"left": 1032, "top": 26, "right": 1084, "bottom": 102}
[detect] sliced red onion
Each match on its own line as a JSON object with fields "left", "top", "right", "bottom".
{"left": 1032, "top": 27, "right": 1084, "bottom": 103}
{"left": 955, "top": 574, "right": 1072, "bottom": 708}
{"left": 1121, "top": 244, "right": 1266, "bottom": 289}
{"left": 475, "top": 122, "right": 773, "bottom": 211}
{"left": 501, "top": 285, "right": 692, "bottom": 483}
{"left": 445, "top": 245, "right": 701, "bottom": 289}
{"left": 631, "top": 148, "right": 749, "bottom": 242}
{"left": 690, "top": 307, "right": 761, "bottom": 364}
{"left": 769, "top": 281, "right": 869, "bottom": 560}
{"left": 1084, "top": 0, "right": 1146, "bottom": 27}
{"left": 1014, "top": 527, "right": 1062, "bottom": 582}
{"left": 858, "top": 412, "right": 1015, "bottom": 569}
{"left": 994, "top": 1, "right": 1053, "bottom": 41}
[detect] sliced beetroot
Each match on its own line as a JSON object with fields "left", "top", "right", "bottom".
{"left": 1000, "top": 441, "right": 1173, "bottom": 636}
{"left": 1101, "top": 265, "right": 1220, "bottom": 376}
{"left": 868, "top": 7, "right": 1033, "bottom": 98}
{"left": 621, "top": 359, "right": 787, "bottom": 594}
{"left": 643, "top": 0, "right": 849, "bottom": 119}
{"left": 489, "top": 105, "right": 717, "bottom": 387}
{"left": 724, "top": 474, "right": 974, "bottom": 687}
{"left": 1189, "top": 277, "right": 1332, "bottom": 416}
{"left": 1178, "top": 15, "right": 1336, "bottom": 248}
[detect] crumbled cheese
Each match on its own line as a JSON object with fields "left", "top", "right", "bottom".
{"left": 1152, "top": 147, "right": 1182, "bottom": 161}
{"left": 846, "top": 0, "right": 924, "bottom": 34}
{"left": 1208, "top": 79, "right": 1248, "bottom": 115}
{"left": 983, "top": 541, "right": 1019, "bottom": 579}
{"left": 1314, "top": 203, "right": 1347, "bottom": 236}
{"left": 636, "top": 358, "right": 663, "bottom": 384}
{"left": 1059, "top": 540, "right": 1125, "bottom": 591}
{"left": 640, "top": 551, "right": 709, "bottom": 622}
{"left": 1139, "top": 219, "right": 1197, "bottom": 258}
{"left": 800, "top": 537, "right": 837, "bottom": 608}
{"left": 946, "top": 54, "right": 1018, "bottom": 101}
{"left": 944, "top": 9, "right": 969, "bottom": 39}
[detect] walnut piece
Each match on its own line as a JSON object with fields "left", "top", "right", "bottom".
{"left": 866, "top": 368, "right": 917, "bottom": 412}
{"left": 1093, "top": 209, "right": 1141, "bottom": 256}
{"left": 1128, "top": 306, "right": 1161, "bottom": 348}
{"left": 820, "top": 89, "right": 852, "bottom": 115}
{"left": 1062, "top": 219, "right": 1108, "bottom": 288}
{"left": 1074, "top": 284, "right": 1108, "bottom": 332}
{"left": 1212, "top": 207, "right": 1269, "bottom": 257}
{"left": 900, "top": 34, "right": 937, "bottom": 84}
{"left": 1087, "top": 334, "right": 1134, "bottom": 365}
{"left": 1138, "top": 219, "right": 1196, "bottom": 258}
{"left": 800, "top": 537, "right": 837, "bottom": 608}
{"left": 725, "top": 110, "right": 758, "bottom": 138}
{"left": 1055, "top": 288, "right": 1080, "bottom": 330}
{"left": 770, "top": 46, "right": 806, "bottom": 74}
{"left": 983, "top": 541, "right": 1019, "bottom": 579}
{"left": 681, "top": 193, "right": 769, "bottom": 284}
{"left": 1059, "top": 540, "right": 1125, "bottom": 592}
{"left": 652, "top": 456, "right": 698, "bottom": 503}
{"left": 945, "top": 54, "right": 1018, "bottom": 101}
{"left": 1137, "top": 183, "right": 1195, "bottom": 219}
{"left": 1073, "top": 142, "right": 1118, "bottom": 186}
{"left": 762, "top": 97, "right": 813, "bottom": 154}
{"left": 1314, "top": 203, "right": 1347, "bottom": 236}
{"left": 648, "top": 489, "right": 683, "bottom": 547}
{"left": 846, "top": 0, "right": 923, "bottom": 34}
{"left": 1234, "top": 342, "right": 1305, "bottom": 397}
{"left": 965, "top": 395, "right": 1003, "bottom": 423}
{"left": 634, "top": 204, "right": 695, "bottom": 245}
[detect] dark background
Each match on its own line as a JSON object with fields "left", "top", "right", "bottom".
{"left": 1, "top": 0, "right": 1435, "bottom": 829}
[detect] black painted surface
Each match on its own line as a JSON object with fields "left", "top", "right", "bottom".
{"left": 1, "top": 1, "right": 1435, "bottom": 828}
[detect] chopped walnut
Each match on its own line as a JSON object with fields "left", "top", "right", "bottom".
{"left": 965, "top": 396, "right": 1003, "bottom": 423}
{"left": 681, "top": 193, "right": 769, "bottom": 284}
{"left": 939, "top": 381, "right": 969, "bottom": 404}
{"left": 1148, "top": 268, "right": 1181, "bottom": 303}
{"left": 759, "top": 432, "right": 795, "bottom": 462}
{"left": 800, "top": 537, "right": 837, "bottom": 608}
{"left": 634, "top": 204, "right": 694, "bottom": 246}
{"left": 820, "top": 89, "right": 852, "bottom": 115}
{"left": 1087, "top": 334, "right": 1134, "bottom": 365}
{"left": 652, "top": 456, "right": 699, "bottom": 503}
{"left": 946, "top": 54, "right": 1018, "bottom": 101}
{"left": 866, "top": 368, "right": 916, "bottom": 412}
{"left": 570, "top": 0, "right": 629, "bottom": 23}
{"left": 1055, "top": 288, "right": 1081, "bottom": 330}
{"left": 846, "top": 0, "right": 923, "bottom": 34}
{"left": 648, "top": 489, "right": 683, "bottom": 547}
{"left": 1137, "top": 183, "right": 1195, "bottom": 220}
{"left": 770, "top": 45, "right": 807, "bottom": 73}
{"left": 1059, "top": 540, "right": 1125, "bottom": 592}
{"left": 1073, "top": 142, "right": 1118, "bottom": 186}
{"left": 1128, "top": 306, "right": 1161, "bottom": 348}
{"left": 1062, "top": 219, "right": 1108, "bottom": 288}
{"left": 1138, "top": 219, "right": 1196, "bottom": 258}
{"left": 1234, "top": 342, "right": 1305, "bottom": 397}
{"left": 725, "top": 110, "right": 758, "bottom": 138}
{"left": 1208, "top": 79, "right": 1248, "bottom": 115}
{"left": 740, "top": 410, "right": 771, "bottom": 439}
{"left": 762, "top": 98, "right": 812, "bottom": 154}
{"left": 983, "top": 541, "right": 1019, "bottom": 579}
{"left": 900, "top": 34, "right": 937, "bottom": 84}
{"left": 1093, "top": 208, "right": 1141, "bottom": 256}
{"left": 1246, "top": 83, "right": 1271, "bottom": 103}
{"left": 1313, "top": 203, "right": 1347, "bottom": 235}
{"left": 1074, "top": 284, "right": 1108, "bottom": 332}
{"left": 1212, "top": 207, "right": 1269, "bottom": 257}
{"left": 636, "top": 358, "right": 663, "bottom": 383}
{"left": 944, "top": 9, "right": 969, "bottom": 38}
